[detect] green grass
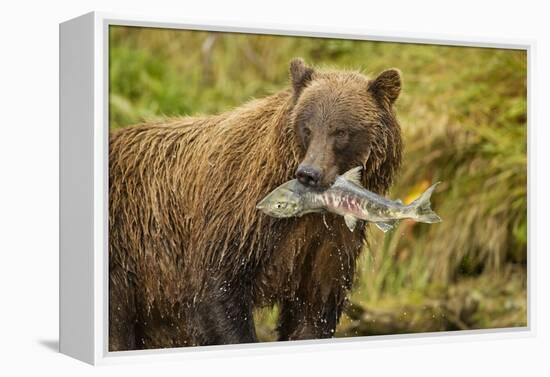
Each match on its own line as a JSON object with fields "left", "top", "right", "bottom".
{"left": 109, "top": 26, "right": 528, "bottom": 335}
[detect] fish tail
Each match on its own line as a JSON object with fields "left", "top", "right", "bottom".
{"left": 408, "top": 182, "right": 442, "bottom": 224}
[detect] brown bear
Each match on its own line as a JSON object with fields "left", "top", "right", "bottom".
{"left": 109, "top": 58, "right": 402, "bottom": 350}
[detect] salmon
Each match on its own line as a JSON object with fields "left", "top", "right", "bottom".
{"left": 256, "top": 167, "right": 441, "bottom": 232}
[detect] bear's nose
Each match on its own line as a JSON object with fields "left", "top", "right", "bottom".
{"left": 295, "top": 165, "right": 322, "bottom": 187}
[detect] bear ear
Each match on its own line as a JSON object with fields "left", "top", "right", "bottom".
{"left": 289, "top": 58, "right": 314, "bottom": 99}
{"left": 368, "top": 68, "right": 402, "bottom": 106}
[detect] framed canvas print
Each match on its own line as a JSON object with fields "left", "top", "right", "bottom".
{"left": 59, "top": 12, "right": 532, "bottom": 365}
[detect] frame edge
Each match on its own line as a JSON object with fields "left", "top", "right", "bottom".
{"left": 59, "top": 11, "right": 96, "bottom": 365}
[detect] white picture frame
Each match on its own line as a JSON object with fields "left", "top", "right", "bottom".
{"left": 59, "top": 11, "right": 534, "bottom": 365}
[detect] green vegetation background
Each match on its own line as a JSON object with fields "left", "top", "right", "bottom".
{"left": 109, "top": 26, "right": 527, "bottom": 338}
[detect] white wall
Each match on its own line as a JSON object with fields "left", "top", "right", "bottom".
{"left": 0, "top": 0, "right": 548, "bottom": 375}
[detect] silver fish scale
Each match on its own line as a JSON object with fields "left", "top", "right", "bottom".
{"left": 321, "top": 190, "right": 365, "bottom": 217}
{"left": 315, "top": 179, "right": 405, "bottom": 223}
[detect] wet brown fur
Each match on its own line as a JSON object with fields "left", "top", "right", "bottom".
{"left": 109, "top": 58, "right": 402, "bottom": 350}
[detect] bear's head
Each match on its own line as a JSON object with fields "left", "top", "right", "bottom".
{"left": 289, "top": 58, "right": 402, "bottom": 193}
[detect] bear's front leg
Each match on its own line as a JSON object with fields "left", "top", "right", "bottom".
{"left": 277, "top": 239, "right": 358, "bottom": 341}
{"left": 278, "top": 293, "right": 342, "bottom": 340}
{"left": 109, "top": 265, "right": 138, "bottom": 351}
{"left": 192, "top": 278, "right": 258, "bottom": 345}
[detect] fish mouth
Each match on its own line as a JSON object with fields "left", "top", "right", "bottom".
{"left": 256, "top": 202, "right": 266, "bottom": 211}
{"left": 256, "top": 194, "right": 270, "bottom": 210}
{"left": 256, "top": 200, "right": 272, "bottom": 214}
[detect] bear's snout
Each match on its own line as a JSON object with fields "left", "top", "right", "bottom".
{"left": 295, "top": 164, "right": 322, "bottom": 187}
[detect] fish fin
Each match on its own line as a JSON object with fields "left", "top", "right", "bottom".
{"left": 344, "top": 215, "right": 358, "bottom": 232}
{"left": 408, "top": 182, "right": 442, "bottom": 223}
{"left": 341, "top": 166, "right": 363, "bottom": 186}
{"left": 374, "top": 221, "right": 396, "bottom": 233}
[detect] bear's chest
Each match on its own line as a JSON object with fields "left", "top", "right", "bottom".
{"left": 253, "top": 213, "right": 365, "bottom": 305}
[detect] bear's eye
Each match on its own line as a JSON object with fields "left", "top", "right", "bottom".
{"left": 302, "top": 128, "right": 311, "bottom": 138}
{"left": 335, "top": 129, "right": 347, "bottom": 138}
